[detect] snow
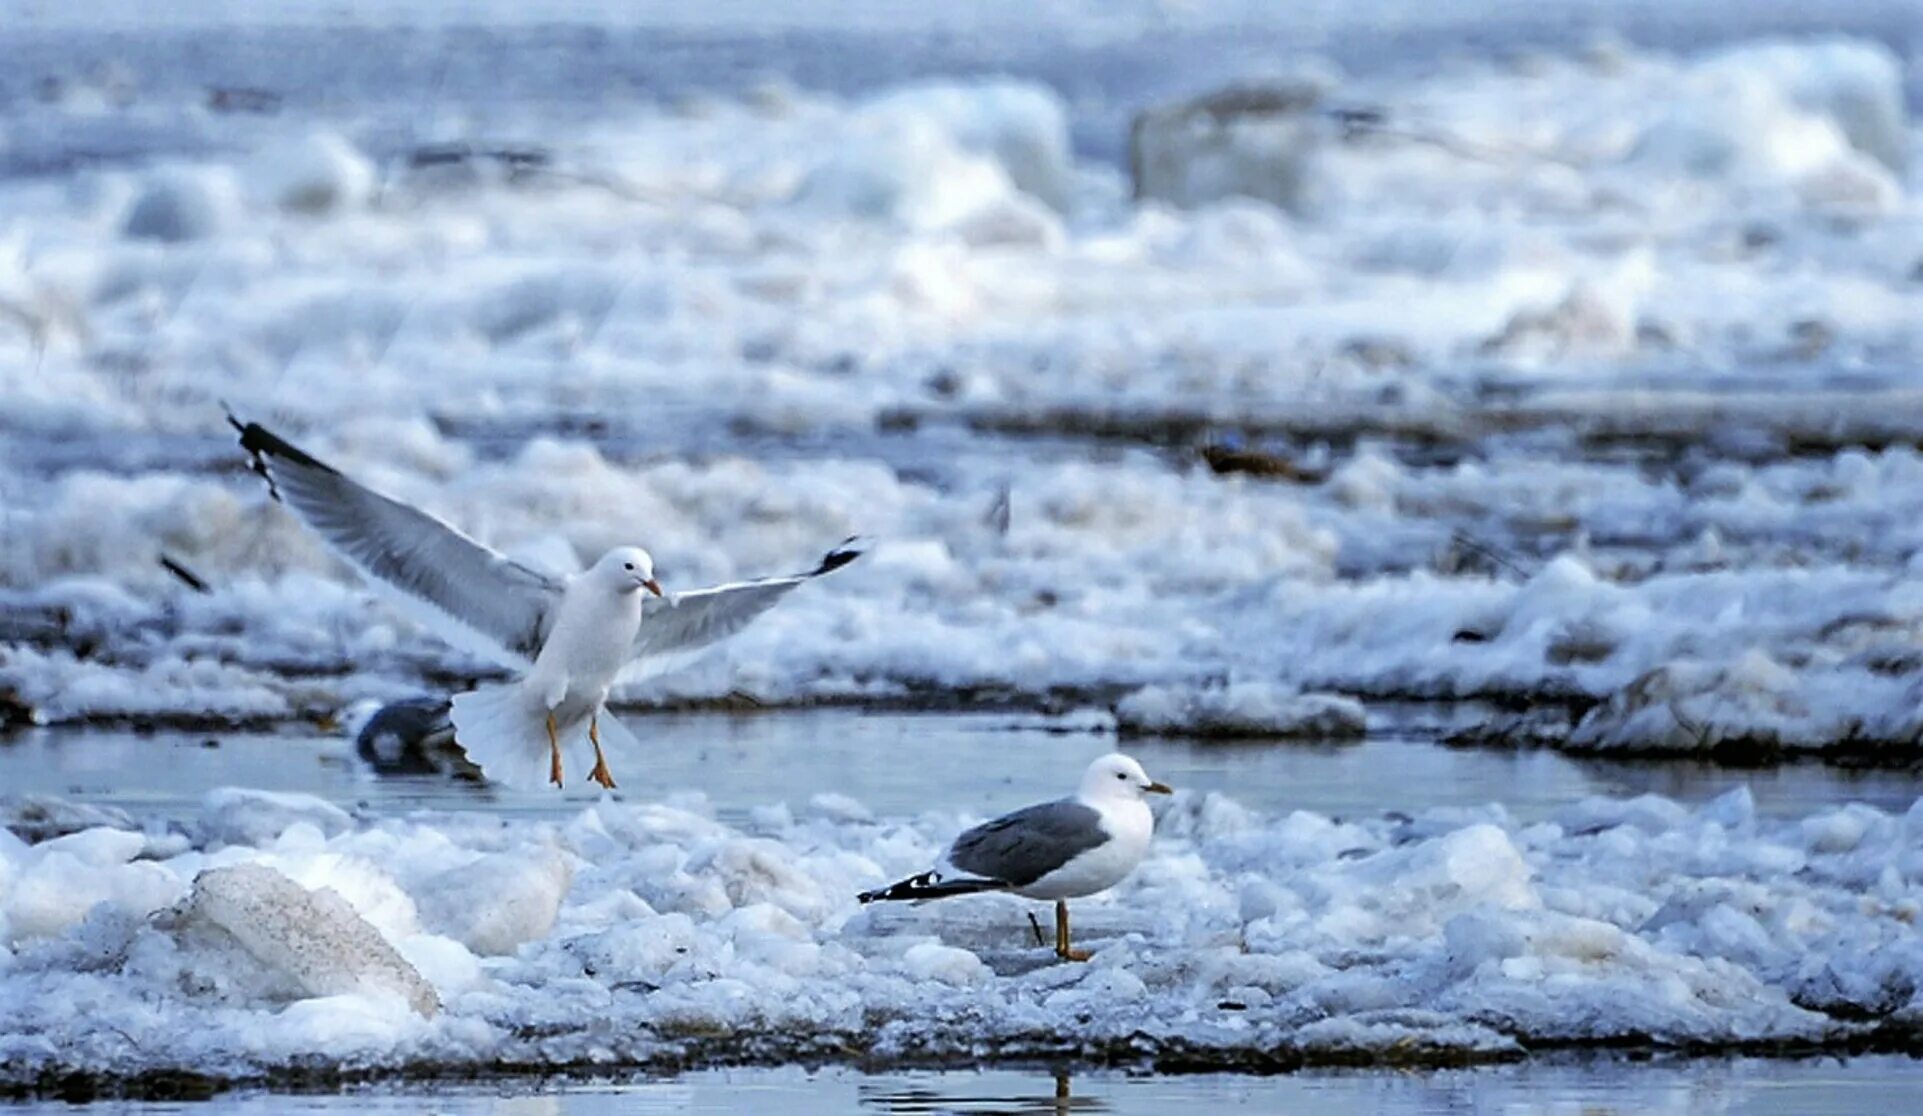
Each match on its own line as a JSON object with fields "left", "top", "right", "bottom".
{"left": 4, "top": 20, "right": 1923, "bottom": 750}
{"left": 3, "top": 6, "right": 1923, "bottom": 1092}
{"left": 1, "top": 783, "right": 1919, "bottom": 1086}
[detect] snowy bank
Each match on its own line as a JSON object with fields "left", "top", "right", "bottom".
{"left": 1115, "top": 682, "right": 1366, "bottom": 739}
{"left": 2, "top": 784, "right": 1922, "bottom": 1090}
{"left": 6, "top": 35, "right": 1923, "bottom": 759}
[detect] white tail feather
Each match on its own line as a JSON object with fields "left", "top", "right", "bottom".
{"left": 450, "top": 681, "right": 566, "bottom": 790}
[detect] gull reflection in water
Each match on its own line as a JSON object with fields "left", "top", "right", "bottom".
{"left": 859, "top": 1071, "right": 1108, "bottom": 1115}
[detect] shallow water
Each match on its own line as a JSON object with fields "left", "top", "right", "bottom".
{"left": 12, "top": 1058, "right": 1923, "bottom": 1114}
{"left": 4, "top": 709, "right": 1919, "bottom": 827}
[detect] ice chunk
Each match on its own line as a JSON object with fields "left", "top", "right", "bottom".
{"left": 684, "top": 837, "right": 832, "bottom": 921}
{"left": 32, "top": 825, "right": 147, "bottom": 866}
{"left": 1800, "top": 804, "right": 1886, "bottom": 855}
{"left": 247, "top": 129, "right": 376, "bottom": 214}
{"left": 3, "top": 827, "right": 181, "bottom": 943}
{"left": 1624, "top": 41, "right": 1904, "bottom": 215}
{"left": 791, "top": 113, "right": 1016, "bottom": 229}
{"left": 1129, "top": 73, "right": 1335, "bottom": 214}
{"left": 1341, "top": 823, "right": 1539, "bottom": 937}
{"left": 177, "top": 863, "right": 439, "bottom": 1017}
{"left": 411, "top": 846, "right": 574, "bottom": 956}
{"left": 901, "top": 940, "right": 990, "bottom": 986}
{"left": 1, "top": 795, "right": 138, "bottom": 844}
{"left": 566, "top": 911, "right": 703, "bottom": 984}
{"left": 863, "top": 81, "right": 1074, "bottom": 210}
{"left": 806, "top": 793, "right": 874, "bottom": 824}
{"left": 1702, "top": 39, "right": 1907, "bottom": 173}
{"left": 120, "top": 167, "right": 240, "bottom": 241}
{"left": 1568, "top": 651, "right": 1858, "bottom": 755}
{"left": 199, "top": 787, "right": 354, "bottom": 847}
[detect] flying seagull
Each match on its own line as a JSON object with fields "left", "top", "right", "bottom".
{"left": 858, "top": 753, "right": 1171, "bottom": 961}
{"left": 230, "top": 415, "right": 862, "bottom": 790}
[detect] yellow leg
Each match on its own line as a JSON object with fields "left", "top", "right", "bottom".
{"left": 1055, "top": 899, "right": 1090, "bottom": 962}
{"left": 587, "top": 715, "right": 618, "bottom": 790}
{"left": 545, "top": 713, "right": 564, "bottom": 788}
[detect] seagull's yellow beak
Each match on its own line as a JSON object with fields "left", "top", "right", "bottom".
{"left": 643, "top": 578, "right": 663, "bottom": 597}
{"left": 1146, "top": 781, "right": 1173, "bottom": 795}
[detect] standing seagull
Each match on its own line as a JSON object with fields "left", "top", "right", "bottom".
{"left": 230, "top": 416, "right": 862, "bottom": 790}
{"left": 858, "top": 753, "right": 1171, "bottom": 961}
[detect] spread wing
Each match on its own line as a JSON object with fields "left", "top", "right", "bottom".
{"left": 627, "top": 538, "right": 864, "bottom": 661}
{"left": 947, "top": 799, "right": 1108, "bottom": 888}
{"left": 231, "top": 414, "right": 561, "bottom": 667}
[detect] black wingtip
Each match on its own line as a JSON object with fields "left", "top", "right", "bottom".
{"left": 228, "top": 411, "right": 340, "bottom": 503}
{"left": 813, "top": 536, "right": 865, "bottom": 577}
{"left": 856, "top": 875, "right": 918, "bottom": 904}
{"left": 856, "top": 870, "right": 930, "bottom": 904}
{"left": 234, "top": 420, "right": 336, "bottom": 475}
{"left": 854, "top": 871, "right": 1003, "bottom": 904}
{"left": 226, "top": 407, "right": 282, "bottom": 503}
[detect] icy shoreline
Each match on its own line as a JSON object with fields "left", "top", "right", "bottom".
{"left": 3, "top": 782, "right": 1922, "bottom": 1093}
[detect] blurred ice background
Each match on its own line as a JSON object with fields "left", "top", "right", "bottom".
{"left": 3, "top": 0, "right": 1923, "bottom": 1103}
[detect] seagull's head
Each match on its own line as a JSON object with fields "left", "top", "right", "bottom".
{"left": 594, "top": 546, "right": 663, "bottom": 597}
{"left": 1081, "top": 752, "right": 1172, "bottom": 801}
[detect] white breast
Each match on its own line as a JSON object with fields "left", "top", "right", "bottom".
{"left": 1014, "top": 798, "right": 1154, "bottom": 901}
{"left": 528, "top": 581, "right": 643, "bottom": 710}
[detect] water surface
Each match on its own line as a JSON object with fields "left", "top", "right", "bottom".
{"left": 4, "top": 709, "right": 1917, "bottom": 825}
{"left": 13, "top": 1058, "right": 1923, "bottom": 1115}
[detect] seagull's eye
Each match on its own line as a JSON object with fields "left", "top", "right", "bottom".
{"left": 624, "top": 562, "right": 634, "bottom": 571}
{"left": 1116, "top": 772, "right": 1126, "bottom": 780}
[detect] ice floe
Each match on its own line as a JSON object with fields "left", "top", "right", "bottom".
{"left": 1, "top": 783, "right": 1920, "bottom": 1086}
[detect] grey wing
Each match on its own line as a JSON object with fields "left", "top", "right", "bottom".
{"left": 947, "top": 799, "right": 1108, "bottom": 888}
{"left": 627, "top": 538, "right": 863, "bottom": 660}
{"left": 232, "top": 416, "right": 560, "bottom": 667}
